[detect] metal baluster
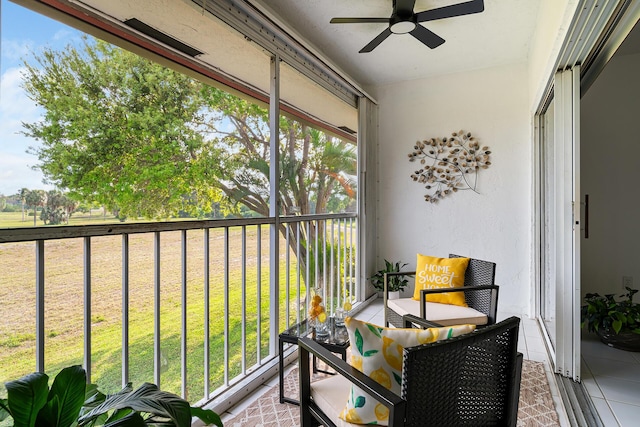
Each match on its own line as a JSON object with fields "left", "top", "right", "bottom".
{"left": 343, "top": 218, "right": 347, "bottom": 305}
{"left": 241, "top": 226, "right": 247, "bottom": 374}
{"left": 84, "top": 236, "right": 91, "bottom": 382}
{"left": 154, "top": 231, "right": 161, "bottom": 387}
{"left": 285, "top": 224, "right": 290, "bottom": 327}
{"left": 203, "top": 228, "right": 210, "bottom": 398}
{"left": 181, "top": 230, "right": 187, "bottom": 398}
{"left": 330, "top": 220, "right": 335, "bottom": 314}
{"left": 256, "top": 224, "right": 262, "bottom": 363}
{"left": 296, "top": 222, "right": 301, "bottom": 323}
{"left": 323, "top": 220, "right": 327, "bottom": 304}
{"left": 350, "top": 218, "right": 354, "bottom": 302}
{"left": 224, "top": 227, "right": 229, "bottom": 386}
{"left": 35, "top": 240, "right": 45, "bottom": 373}
{"left": 305, "top": 221, "right": 311, "bottom": 318}
{"left": 122, "top": 234, "right": 129, "bottom": 387}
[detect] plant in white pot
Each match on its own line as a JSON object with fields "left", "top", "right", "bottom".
{"left": 370, "top": 260, "right": 409, "bottom": 300}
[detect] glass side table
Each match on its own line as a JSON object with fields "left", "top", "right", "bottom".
{"left": 278, "top": 317, "right": 349, "bottom": 405}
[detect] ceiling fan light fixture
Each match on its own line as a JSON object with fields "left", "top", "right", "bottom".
{"left": 390, "top": 20, "right": 416, "bottom": 34}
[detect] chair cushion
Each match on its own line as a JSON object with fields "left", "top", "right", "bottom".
{"left": 339, "top": 317, "right": 475, "bottom": 425}
{"left": 312, "top": 375, "right": 360, "bottom": 427}
{"left": 413, "top": 254, "right": 470, "bottom": 306}
{"left": 388, "top": 297, "right": 488, "bottom": 326}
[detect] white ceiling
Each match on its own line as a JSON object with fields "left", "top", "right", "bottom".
{"left": 250, "top": 0, "right": 542, "bottom": 87}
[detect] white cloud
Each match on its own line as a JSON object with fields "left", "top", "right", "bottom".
{"left": 0, "top": 5, "right": 82, "bottom": 196}
{"left": 1, "top": 66, "right": 48, "bottom": 194}
{"left": 1, "top": 38, "right": 34, "bottom": 63}
{"left": 52, "top": 28, "right": 75, "bottom": 43}
{"left": 1, "top": 66, "right": 40, "bottom": 117}
{"left": 0, "top": 151, "right": 51, "bottom": 196}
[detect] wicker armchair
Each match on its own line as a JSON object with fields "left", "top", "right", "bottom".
{"left": 384, "top": 254, "right": 498, "bottom": 328}
{"left": 298, "top": 316, "right": 523, "bottom": 427}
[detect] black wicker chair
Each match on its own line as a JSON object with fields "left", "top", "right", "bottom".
{"left": 384, "top": 254, "right": 498, "bottom": 328}
{"left": 298, "top": 316, "right": 523, "bottom": 427}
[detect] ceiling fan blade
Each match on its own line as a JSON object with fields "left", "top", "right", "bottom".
{"left": 410, "top": 25, "right": 445, "bottom": 49}
{"left": 330, "top": 17, "right": 389, "bottom": 24}
{"left": 416, "top": 0, "right": 484, "bottom": 22}
{"left": 394, "top": 0, "right": 417, "bottom": 15}
{"left": 359, "top": 28, "right": 393, "bottom": 53}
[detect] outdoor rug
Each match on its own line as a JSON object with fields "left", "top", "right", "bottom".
{"left": 225, "top": 359, "right": 560, "bottom": 427}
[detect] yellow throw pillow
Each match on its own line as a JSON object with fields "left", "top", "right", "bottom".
{"left": 339, "top": 317, "right": 475, "bottom": 425}
{"left": 412, "top": 254, "right": 470, "bottom": 306}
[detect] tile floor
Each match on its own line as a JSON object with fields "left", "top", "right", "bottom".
{"left": 581, "top": 332, "right": 640, "bottom": 426}
{"left": 220, "top": 298, "right": 570, "bottom": 425}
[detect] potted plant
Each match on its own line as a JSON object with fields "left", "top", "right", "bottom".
{"left": 370, "top": 260, "right": 410, "bottom": 300}
{"left": 0, "top": 365, "right": 223, "bottom": 427}
{"left": 581, "top": 286, "right": 640, "bottom": 352}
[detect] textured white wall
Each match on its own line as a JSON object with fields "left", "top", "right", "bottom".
{"left": 371, "top": 62, "right": 532, "bottom": 314}
{"left": 528, "top": 0, "right": 578, "bottom": 109}
{"left": 581, "top": 52, "right": 640, "bottom": 297}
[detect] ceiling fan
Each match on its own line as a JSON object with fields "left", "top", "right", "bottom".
{"left": 330, "top": 0, "right": 485, "bottom": 53}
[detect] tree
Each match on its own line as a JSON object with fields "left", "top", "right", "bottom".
{"left": 196, "top": 87, "right": 356, "bottom": 219}
{"left": 40, "top": 189, "right": 77, "bottom": 225}
{"left": 18, "top": 187, "right": 29, "bottom": 221}
{"left": 24, "top": 189, "right": 46, "bottom": 226}
{"left": 21, "top": 37, "right": 355, "bottom": 221}
{"left": 20, "top": 36, "right": 356, "bottom": 272}
{"left": 195, "top": 86, "right": 356, "bottom": 281}
{"left": 22, "top": 37, "right": 219, "bottom": 219}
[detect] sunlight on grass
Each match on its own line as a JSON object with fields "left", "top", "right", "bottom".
{"left": 0, "top": 221, "right": 324, "bottom": 404}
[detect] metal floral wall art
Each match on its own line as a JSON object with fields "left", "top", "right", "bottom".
{"left": 408, "top": 130, "right": 491, "bottom": 203}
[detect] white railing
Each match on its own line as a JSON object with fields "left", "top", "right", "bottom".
{"left": 0, "top": 213, "right": 357, "bottom": 404}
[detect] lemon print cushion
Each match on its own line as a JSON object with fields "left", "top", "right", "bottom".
{"left": 413, "top": 254, "right": 470, "bottom": 306}
{"left": 339, "top": 317, "right": 475, "bottom": 425}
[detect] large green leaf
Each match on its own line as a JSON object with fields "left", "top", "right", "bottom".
{"left": 83, "top": 383, "right": 106, "bottom": 408}
{"left": 102, "top": 408, "right": 135, "bottom": 426}
{"left": 5, "top": 372, "right": 49, "bottom": 427}
{"left": 36, "top": 395, "right": 60, "bottom": 427}
{"left": 78, "top": 383, "right": 190, "bottom": 427}
{"left": 38, "top": 365, "right": 87, "bottom": 427}
{"left": 77, "top": 385, "right": 132, "bottom": 425}
{"left": 190, "top": 406, "right": 223, "bottom": 427}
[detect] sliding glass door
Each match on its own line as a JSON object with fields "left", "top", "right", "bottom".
{"left": 538, "top": 67, "right": 582, "bottom": 381}
{"left": 540, "top": 98, "right": 556, "bottom": 353}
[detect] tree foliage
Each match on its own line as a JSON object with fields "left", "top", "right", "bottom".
{"left": 40, "top": 190, "right": 77, "bottom": 225}
{"left": 24, "top": 189, "right": 46, "bottom": 226}
{"left": 18, "top": 187, "right": 29, "bottom": 221}
{"left": 21, "top": 36, "right": 356, "bottom": 220}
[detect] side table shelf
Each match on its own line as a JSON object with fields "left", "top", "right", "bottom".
{"left": 278, "top": 318, "right": 349, "bottom": 405}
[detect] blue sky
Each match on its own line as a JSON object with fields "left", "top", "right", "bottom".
{"left": 0, "top": 0, "right": 82, "bottom": 196}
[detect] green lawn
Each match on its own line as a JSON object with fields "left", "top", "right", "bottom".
{"left": 0, "top": 215, "right": 313, "bottom": 403}
{"left": 0, "top": 209, "right": 160, "bottom": 228}
{"left": 0, "top": 209, "right": 121, "bottom": 228}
